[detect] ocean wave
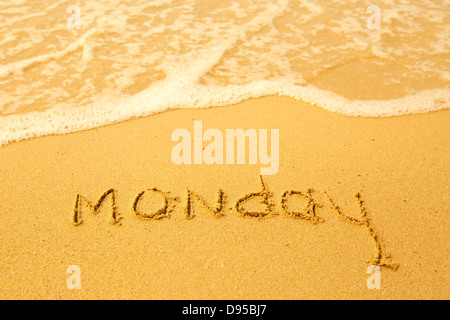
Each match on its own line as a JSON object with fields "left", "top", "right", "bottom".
{"left": 0, "top": 0, "right": 448, "bottom": 146}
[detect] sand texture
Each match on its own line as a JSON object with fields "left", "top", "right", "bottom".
{"left": 0, "top": 96, "right": 448, "bottom": 299}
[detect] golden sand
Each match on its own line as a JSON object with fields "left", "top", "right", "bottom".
{"left": 0, "top": 96, "right": 448, "bottom": 299}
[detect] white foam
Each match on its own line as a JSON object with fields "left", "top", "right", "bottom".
{"left": 0, "top": 29, "right": 96, "bottom": 78}
{"left": 0, "top": 0, "right": 449, "bottom": 146}
{"left": 0, "top": 76, "right": 448, "bottom": 146}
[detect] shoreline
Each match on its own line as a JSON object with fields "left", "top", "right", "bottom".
{"left": 1, "top": 85, "right": 449, "bottom": 147}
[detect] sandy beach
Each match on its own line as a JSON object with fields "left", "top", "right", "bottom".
{"left": 0, "top": 96, "right": 448, "bottom": 299}
{"left": 1, "top": 0, "right": 449, "bottom": 301}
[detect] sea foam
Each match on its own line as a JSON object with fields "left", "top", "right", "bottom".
{"left": 0, "top": 0, "right": 448, "bottom": 146}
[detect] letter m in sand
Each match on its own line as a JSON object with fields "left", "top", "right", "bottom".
{"left": 73, "top": 189, "right": 119, "bottom": 225}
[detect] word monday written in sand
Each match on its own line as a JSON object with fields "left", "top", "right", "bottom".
{"left": 72, "top": 176, "right": 398, "bottom": 271}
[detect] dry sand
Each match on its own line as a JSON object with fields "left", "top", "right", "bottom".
{"left": 0, "top": 96, "right": 448, "bottom": 299}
